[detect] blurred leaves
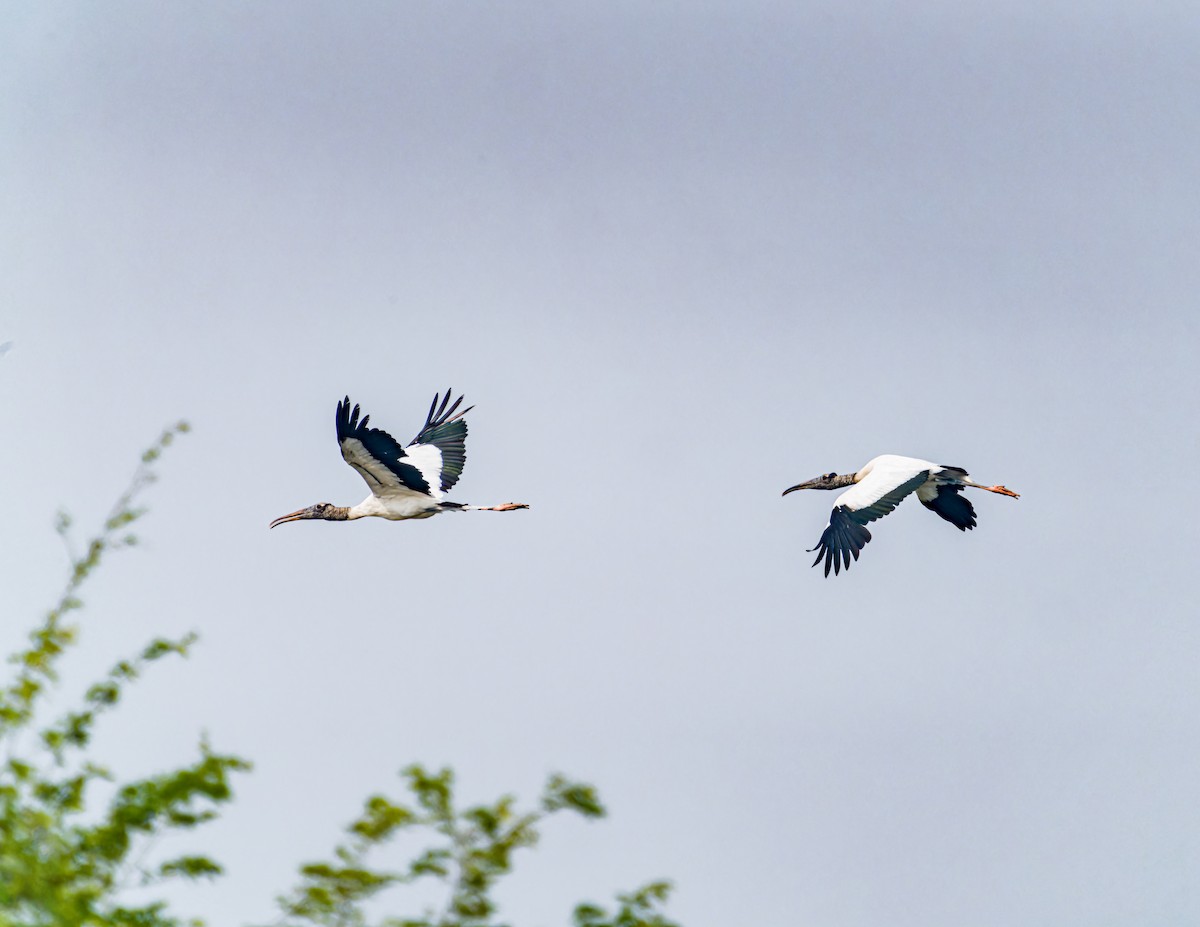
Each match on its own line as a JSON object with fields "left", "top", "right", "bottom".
{"left": 2, "top": 420, "right": 677, "bottom": 927}
{"left": 272, "top": 765, "right": 676, "bottom": 927}
{"left": 572, "top": 883, "right": 680, "bottom": 927}
{"left": 0, "top": 423, "right": 250, "bottom": 927}
{"left": 1, "top": 421, "right": 191, "bottom": 736}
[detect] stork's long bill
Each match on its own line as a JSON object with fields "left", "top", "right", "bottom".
{"left": 782, "top": 455, "right": 1019, "bottom": 577}
{"left": 269, "top": 503, "right": 348, "bottom": 529}
{"left": 269, "top": 390, "right": 529, "bottom": 528}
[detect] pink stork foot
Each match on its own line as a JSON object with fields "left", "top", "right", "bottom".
{"left": 489, "top": 502, "right": 530, "bottom": 511}
{"left": 987, "top": 485, "right": 1020, "bottom": 498}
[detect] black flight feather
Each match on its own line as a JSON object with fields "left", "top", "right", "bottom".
{"left": 808, "top": 507, "right": 873, "bottom": 577}
{"left": 336, "top": 395, "right": 430, "bottom": 495}
{"left": 411, "top": 389, "right": 474, "bottom": 493}
{"left": 921, "top": 484, "right": 977, "bottom": 531}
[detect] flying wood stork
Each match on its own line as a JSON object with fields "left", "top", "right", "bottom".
{"left": 269, "top": 391, "right": 528, "bottom": 528}
{"left": 782, "top": 455, "right": 1018, "bottom": 577}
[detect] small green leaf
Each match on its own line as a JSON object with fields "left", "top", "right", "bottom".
{"left": 543, "top": 774, "right": 606, "bottom": 818}
{"left": 160, "top": 856, "right": 223, "bottom": 880}
{"left": 351, "top": 794, "right": 415, "bottom": 841}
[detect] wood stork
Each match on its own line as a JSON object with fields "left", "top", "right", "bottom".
{"left": 269, "top": 391, "right": 529, "bottom": 529}
{"left": 782, "top": 455, "right": 1018, "bottom": 577}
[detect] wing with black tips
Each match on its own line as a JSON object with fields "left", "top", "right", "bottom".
{"left": 808, "top": 506, "right": 875, "bottom": 577}
{"left": 336, "top": 396, "right": 432, "bottom": 497}
{"left": 918, "top": 483, "right": 977, "bottom": 531}
{"left": 808, "top": 466, "right": 931, "bottom": 577}
{"left": 404, "top": 389, "right": 473, "bottom": 494}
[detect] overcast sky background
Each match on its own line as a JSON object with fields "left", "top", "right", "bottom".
{"left": 3, "top": 3, "right": 1199, "bottom": 925}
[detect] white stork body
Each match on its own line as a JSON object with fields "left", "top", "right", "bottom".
{"left": 345, "top": 491, "right": 439, "bottom": 521}
{"left": 270, "top": 391, "right": 528, "bottom": 529}
{"left": 783, "top": 454, "right": 1018, "bottom": 577}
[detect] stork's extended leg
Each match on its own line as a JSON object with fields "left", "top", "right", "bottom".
{"left": 962, "top": 477, "right": 1020, "bottom": 499}
{"left": 465, "top": 502, "right": 530, "bottom": 511}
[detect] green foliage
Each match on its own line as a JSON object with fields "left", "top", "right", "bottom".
{"left": 272, "top": 766, "right": 676, "bottom": 927}
{"left": 0, "top": 422, "right": 249, "bottom": 927}
{"left": 571, "top": 883, "right": 680, "bottom": 927}
{"left": 3, "top": 422, "right": 679, "bottom": 927}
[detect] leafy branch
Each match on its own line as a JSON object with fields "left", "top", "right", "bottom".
{"left": 1, "top": 420, "right": 678, "bottom": 927}
{"left": 272, "top": 766, "right": 675, "bottom": 927}
{"left": 0, "top": 422, "right": 190, "bottom": 736}
{"left": 0, "top": 422, "right": 250, "bottom": 927}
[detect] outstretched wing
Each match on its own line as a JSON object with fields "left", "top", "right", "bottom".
{"left": 808, "top": 464, "right": 931, "bottom": 577}
{"left": 808, "top": 507, "right": 875, "bottom": 578}
{"left": 404, "top": 389, "right": 474, "bottom": 495}
{"left": 336, "top": 396, "right": 433, "bottom": 497}
{"left": 917, "top": 481, "right": 977, "bottom": 531}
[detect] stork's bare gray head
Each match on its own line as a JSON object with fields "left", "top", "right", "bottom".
{"left": 782, "top": 472, "right": 848, "bottom": 495}
{"left": 269, "top": 502, "right": 347, "bottom": 528}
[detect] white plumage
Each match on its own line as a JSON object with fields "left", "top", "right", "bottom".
{"left": 270, "top": 391, "right": 529, "bottom": 529}
{"left": 783, "top": 455, "right": 1019, "bottom": 576}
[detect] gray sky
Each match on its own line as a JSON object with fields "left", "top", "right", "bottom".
{"left": 3, "top": 2, "right": 1198, "bottom": 925}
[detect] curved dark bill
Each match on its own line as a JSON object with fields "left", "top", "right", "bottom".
{"left": 269, "top": 508, "right": 308, "bottom": 529}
